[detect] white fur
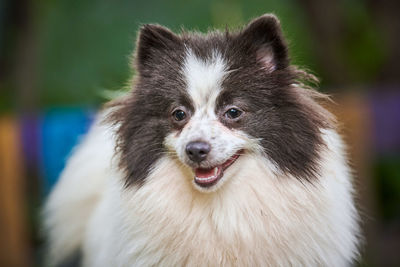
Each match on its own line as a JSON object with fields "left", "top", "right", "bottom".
{"left": 42, "top": 114, "right": 117, "bottom": 266}
{"left": 44, "top": 115, "right": 359, "bottom": 266}
{"left": 183, "top": 49, "right": 227, "bottom": 109}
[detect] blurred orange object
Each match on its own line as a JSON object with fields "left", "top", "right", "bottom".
{"left": 0, "top": 116, "right": 30, "bottom": 267}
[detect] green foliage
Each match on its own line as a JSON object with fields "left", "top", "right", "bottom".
{"left": 342, "top": 0, "right": 385, "bottom": 85}
{"left": 33, "top": 0, "right": 388, "bottom": 107}
{"left": 0, "top": 81, "right": 15, "bottom": 111}
{"left": 374, "top": 156, "right": 400, "bottom": 220}
{"left": 35, "top": 0, "right": 317, "bottom": 107}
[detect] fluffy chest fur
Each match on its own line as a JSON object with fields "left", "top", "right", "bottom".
{"left": 82, "top": 130, "right": 358, "bottom": 267}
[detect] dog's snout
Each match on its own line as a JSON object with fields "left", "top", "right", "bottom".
{"left": 186, "top": 141, "right": 211, "bottom": 162}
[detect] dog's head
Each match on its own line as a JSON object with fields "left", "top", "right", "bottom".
{"left": 110, "top": 14, "right": 333, "bottom": 192}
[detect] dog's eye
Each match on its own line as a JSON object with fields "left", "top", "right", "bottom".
{"left": 173, "top": 109, "right": 186, "bottom": 121}
{"left": 225, "top": 108, "right": 243, "bottom": 119}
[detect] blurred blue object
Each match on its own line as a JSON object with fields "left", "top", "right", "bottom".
{"left": 40, "top": 107, "right": 95, "bottom": 193}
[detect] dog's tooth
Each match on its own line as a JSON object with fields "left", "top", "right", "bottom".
{"left": 214, "top": 167, "right": 218, "bottom": 176}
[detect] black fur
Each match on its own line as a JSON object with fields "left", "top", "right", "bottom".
{"left": 109, "top": 24, "right": 192, "bottom": 186}
{"left": 109, "top": 14, "right": 333, "bottom": 186}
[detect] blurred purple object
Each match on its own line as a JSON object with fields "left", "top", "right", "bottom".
{"left": 21, "top": 115, "right": 40, "bottom": 170}
{"left": 370, "top": 89, "right": 400, "bottom": 154}
{"left": 20, "top": 108, "right": 96, "bottom": 195}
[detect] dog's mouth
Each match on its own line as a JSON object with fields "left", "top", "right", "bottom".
{"left": 193, "top": 150, "right": 243, "bottom": 188}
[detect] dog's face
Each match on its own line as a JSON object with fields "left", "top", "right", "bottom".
{"left": 163, "top": 49, "right": 253, "bottom": 192}
{"left": 111, "top": 15, "right": 331, "bottom": 192}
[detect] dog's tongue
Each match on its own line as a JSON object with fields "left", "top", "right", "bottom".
{"left": 195, "top": 167, "right": 218, "bottom": 179}
{"left": 194, "top": 166, "right": 223, "bottom": 186}
{"left": 193, "top": 152, "right": 242, "bottom": 187}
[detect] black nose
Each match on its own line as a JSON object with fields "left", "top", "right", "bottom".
{"left": 186, "top": 141, "right": 211, "bottom": 163}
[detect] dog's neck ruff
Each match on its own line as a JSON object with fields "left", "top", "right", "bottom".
{"left": 101, "top": 130, "right": 358, "bottom": 266}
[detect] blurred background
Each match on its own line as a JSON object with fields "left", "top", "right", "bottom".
{"left": 1, "top": 0, "right": 399, "bottom": 266}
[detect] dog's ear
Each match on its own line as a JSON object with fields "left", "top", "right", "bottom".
{"left": 135, "top": 24, "right": 182, "bottom": 72}
{"left": 238, "top": 14, "right": 289, "bottom": 72}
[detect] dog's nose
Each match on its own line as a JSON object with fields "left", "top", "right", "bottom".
{"left": 186, "top": 141, "right": 211, "bottom": 163}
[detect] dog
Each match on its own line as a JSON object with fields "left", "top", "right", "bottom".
{"left": 43, "top": 14, "right": 360, "bottom": 266}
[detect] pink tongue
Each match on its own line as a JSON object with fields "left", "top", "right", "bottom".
{"left": 195, "top": 167, "right": 216, "bottom": 178}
